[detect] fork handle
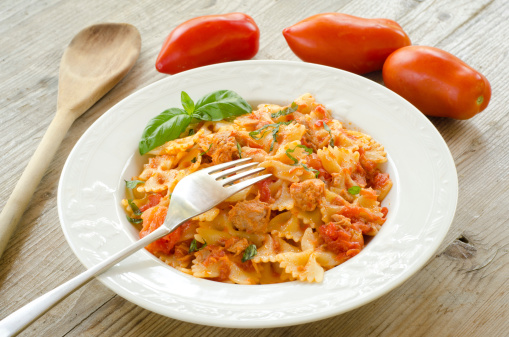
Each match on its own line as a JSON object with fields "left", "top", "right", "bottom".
{"left": 0, "top": 225, "right": 171, "bottom": 337}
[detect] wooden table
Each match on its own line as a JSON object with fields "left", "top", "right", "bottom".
{"left": 1, "top": 1, "right": 507, "bottom": 336}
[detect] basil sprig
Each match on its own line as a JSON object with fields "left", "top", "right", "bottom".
{"left": 139, "top": 90, "right": 252, "bottom": 155}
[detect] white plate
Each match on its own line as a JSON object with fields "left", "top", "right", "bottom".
{"left": 58, "top": 60, "right": 457, "bottom": 328}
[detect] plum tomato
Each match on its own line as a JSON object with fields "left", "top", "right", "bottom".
{"left": 156, "top": 13, "right": 259, "bottom": 74}
{"left": 382, "top": 46, "right": 491, "bottom": 119}
{"left": 282, "top": 13, "right": 411, "bottom": 74}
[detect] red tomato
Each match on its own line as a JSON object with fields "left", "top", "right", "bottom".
{"left": 140, "top": 206, "right": 183, "bottom": 255}
{"left": 282, "top": 13, "right": 411, "bottom": 74}
{"left": 318, "top": 222, "right": 364, "bottom": 258}
{"left": 156, "top": 13, "right": 259, "bottom": 74}
{"left": 255, "top": 179, "right": 272, "bottom": 203}
{"left": 383, "top": 46, "right": 491, "bottom": 119}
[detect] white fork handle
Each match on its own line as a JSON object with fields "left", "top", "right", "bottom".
{"left": 0, "top": 225, "right": 172, "bottom": 337}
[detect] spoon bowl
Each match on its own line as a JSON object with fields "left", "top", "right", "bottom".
{"left": 0, "top": 23, "right": 141, "bottom": 258}
{"left": 58, "top": 23, "right": 141, "bottom": 117}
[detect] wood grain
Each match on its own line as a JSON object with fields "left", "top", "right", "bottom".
{"left": 1, "top": 0, "right": 508, "bottom": 336}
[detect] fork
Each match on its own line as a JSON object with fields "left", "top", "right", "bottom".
{"left": 0, "top": 158, "right": 270, "bottom": 337}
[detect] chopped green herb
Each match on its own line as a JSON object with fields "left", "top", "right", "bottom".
{"left": 323, "top": 122, "right": 335, "bottom": 147}
{"left": 285, "top": 144, "right": 313, "bottom": 164}
{"left": 189, "top": 239, "right": 198, "bottom": 253}
{"left": 125, "top": 180, "right": 144, "bottom": 189}
{"left": 249, "top": 121, "right": 292, "bottom": 152}
{"left": 199, "top": 144, "right": 212, "bottom": 156}
{"left": 189, "top": 239, "right": 207, "bottom": 253}
{"left": 236, "top": 142, "right": 242, "bottom": 158}
{"left": 301, "top": 163, "right": 320, "bottom": 178}
{"left": 188, "top": 129, "right": 195, "bottom": 136}
{"left": 127, "top": 199, "right": 141, "bottom": 216}
{"left": 348, "top": 186, "right": 361, "bottom": 195}
{"left": 271, "top": 102, "right": 298, "bottom": 119}
{"left": 191, "top": 157, "right": 197, "bottom": 163}
{"left": 242, "top": 244, "right": 257, "bottom": 263}
{"left": 126, "top": 215, "right": 142, "bottom": 224}
{"left": 284, "top": 145, "right": 316, "bottom": 176}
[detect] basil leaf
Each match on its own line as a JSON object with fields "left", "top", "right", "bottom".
{"left": 126, "top": 215, "right": 142, "bottom": 224}
{"left": 348, "top": 186, "right": 361, "bottom": 195}
{"left": 194, "top": 90, "right": 252, "bottom": 121}
{"left": 127, "top": 199, "right": 141, "bottom": 216}
{"left": 125, "top": 180, "right": 144, "bottom": 189}
{"left": 271, "top": 102, "right": 298, "bottom": 119}
{"left": 139, "top": 108, "right": 191, "bottom": 155}
{"left": 242, "top": 244, "right": 257, "bottom": 262}
{"left": 181, "top": 91, "right": 195, "bottom": 115}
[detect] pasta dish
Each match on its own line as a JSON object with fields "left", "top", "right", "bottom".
{"left": 123, "top": 94, "right": 392, "bottom": 284}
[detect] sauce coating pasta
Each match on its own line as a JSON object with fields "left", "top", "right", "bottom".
{"left": 123, "top": 94, "right": 392, "bottom": 284}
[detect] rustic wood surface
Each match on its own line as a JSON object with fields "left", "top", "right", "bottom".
{"left": 1, "top": 0, "right": 507, "bottom": 336}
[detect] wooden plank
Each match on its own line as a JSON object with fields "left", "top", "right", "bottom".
{"left": 0, "top": 0, "right": 508, "bottom": 336}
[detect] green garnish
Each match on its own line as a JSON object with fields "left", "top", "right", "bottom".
{"left": 249, "top": 121, "right": 292, "bottom": 151}
{"left": 242, "top": 244, "right": 257, "bottom": 262}
{"left": 191, "top": 157, "right": 197, "bottom": 163}
{"left": 199, "top": 144, "right": 212, "bottom": 156}
{"left": 236, "top": 142, "right": 242, "bottom": 158}
{"left": 139, "top": 90, "right": 252, "bottom": 155}
{"left": 125, "top": 180, "right": 144, "bottom": 190}
{"left": 348, "top": 186, "right": 361, "bottom": 195}
{"left": 188, "top": 129, "right": 195, "bottom": 136}
{"left": 323, "top": 122, "right": 335, "bottom": 147}
{"left": 285, "top": 144, "right": 313, "bottom": 164}
{"left": 189, "top": 239, "right": 207, "bottom": 253}
{"left": 127, "top": 199, "right": 141, "bottom": 216}
{"left": 126, "top": 215, "right": 142, "bottom": 224}
{"left": 271, "top": 102, "right": 298, "bottom": 119}
{"left": 301, "top": 163, "right": 320, "bottom": 178}
{"left": 283, "top": 145, "right": 317, "bottom": 177}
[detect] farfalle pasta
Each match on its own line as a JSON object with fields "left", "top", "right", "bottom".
{"left": 123, "top": 94, "right": 392, "bottom": 284}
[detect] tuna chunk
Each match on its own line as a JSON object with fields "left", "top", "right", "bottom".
{"left": 290, "top": 179, "right": 325, "bottom": 211}
{"left": 228, "top": 199, "right": 271, "bottom": 233}
{"left": 210, "top": 132, "right": 238, "bottom": 165}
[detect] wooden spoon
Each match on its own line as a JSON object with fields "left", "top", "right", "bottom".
{"left": 0, "top": 23, "right": 141, "bottom": 258}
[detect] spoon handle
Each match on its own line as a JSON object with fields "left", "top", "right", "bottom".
{"left": 0, "top": 112, "right": 75, "bottom": 259}
{"left": 0, "top": 225, "right": 171, "bottom": 337}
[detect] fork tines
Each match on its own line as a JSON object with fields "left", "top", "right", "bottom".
{"left": 206, "top": 158, "right": 271, "bottom": 188}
